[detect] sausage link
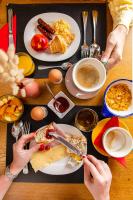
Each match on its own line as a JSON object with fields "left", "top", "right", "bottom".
{"left": 38, "top": 18, "right": 55, "bottom": 34}
{"left": 37, "top": 25, "right": 53, "bottom": 40}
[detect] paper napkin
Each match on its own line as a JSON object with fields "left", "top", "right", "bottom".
{"left": 0, "top": 15, "right": 16, "bottom": 51}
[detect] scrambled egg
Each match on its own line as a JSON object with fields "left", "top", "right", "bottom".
{"left": 49, "top": 19, "right": 75, "bottom": 54}
{"left": 53, "top": 19, "right": 70, "bottom": 33}
{"left": 53, "top": 19, "right": 75, "bottom": 45}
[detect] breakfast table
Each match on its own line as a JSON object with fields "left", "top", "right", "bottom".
{"left": 0, "top": 0, "right": 133, "bottom": 200}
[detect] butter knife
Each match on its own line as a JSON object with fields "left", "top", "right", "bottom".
{"left": 49, "top": 132, "right": 86, "bottom": 157}
{"left": 8, "top": 8, "right": 14, "bottom": 46}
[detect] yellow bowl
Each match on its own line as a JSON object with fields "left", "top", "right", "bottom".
{"left": 0, "top": 95, "right": 24, "bottom": 123}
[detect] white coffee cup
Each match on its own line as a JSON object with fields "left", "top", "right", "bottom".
{"left": 72, "top": 58, "right": 106, "bottom": 93}
{"left": 103, "top": 127, "right": 133, "bottom": 158}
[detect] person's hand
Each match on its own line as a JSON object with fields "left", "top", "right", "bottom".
{"left": 101, "top": 24, "right": 128, "bottom": 70}
{"left": 83, "top": 155, "right": 112, "bottom": 200}
{"left": 10, "top": 133, "right": 40, "bottom": 175}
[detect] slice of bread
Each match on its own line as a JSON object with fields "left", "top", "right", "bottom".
{"left": 49, "top": 35, "right": 67, "bottom": 54}
{"left": 35, "top": 123, "right": 55, "bottom": 144}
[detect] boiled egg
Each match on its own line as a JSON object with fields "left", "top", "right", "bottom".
{"left": 48, "top": 69, "right": 63, "bottom": 84}
{"left": 31, "top": 106, "right": 48, "bottom": 121}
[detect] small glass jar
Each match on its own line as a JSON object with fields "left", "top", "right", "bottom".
{"left": 17, "top": 52, "right": 35, "bottom": 76}
{"left": 75, "top": 108, "right": 98, "bottom": 132}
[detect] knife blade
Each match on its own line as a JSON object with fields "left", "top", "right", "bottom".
{"left": 49, "top": 132, "right": 86, "bottom": 157}
{"left": 8, "top": 8, "right": 14, "bottom": 46}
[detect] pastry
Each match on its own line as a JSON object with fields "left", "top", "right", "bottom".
{"left": 49, "top": 35, "right": 67, "bottom": 54}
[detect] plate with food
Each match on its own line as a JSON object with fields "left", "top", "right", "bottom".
{"left": 30, "top": 122, "right": 87, "bottom": 175}
{"left": 24, "top": 13, "right": 81, "bottom": 62}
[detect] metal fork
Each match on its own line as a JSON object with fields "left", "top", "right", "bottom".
{"left": 21, "top": 121, "right": 30, "bottom": 174}
{"left": 81, "top": 11, "right": 89, "bottom": 58}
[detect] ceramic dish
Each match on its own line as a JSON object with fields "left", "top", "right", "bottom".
{"left": 47, "top": 91, "right": 75, "bottom": 119}
{"left": 31, "top": 124, "right": 87, "bottom": 175}
{"left": 24, "top": 12, "right": 81, "bottom": 62}
{"left": 102, "top": 79, "right": 133, "bottom": 117}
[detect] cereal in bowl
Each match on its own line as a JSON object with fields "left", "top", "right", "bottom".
{"left": 106, "top": 83, "right": 132, "bottom": 111}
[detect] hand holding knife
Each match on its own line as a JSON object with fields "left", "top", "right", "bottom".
{"left": 49, "top": 131, "right": 86, "bottom": 158}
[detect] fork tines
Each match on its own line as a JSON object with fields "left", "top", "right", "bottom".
{"left": 22, "top": 121, "right": 30, "bottom": 136}
{"left": 81, "top": 46, "right": 90, "bottom": 58}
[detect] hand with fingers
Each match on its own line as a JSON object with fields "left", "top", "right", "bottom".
{"left": 101, "top": 24, "right": 128, "bottom": 70}
{"left": 83, "top": 155, "right": 112, "bottom": 200}
{"left": 10, "top": 133, "right": 40, "bottom": 175}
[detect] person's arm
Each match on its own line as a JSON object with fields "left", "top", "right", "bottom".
{"left": 108, "top": 0, "right": 133, "bottom": 31}
{"left": 0, "top": 133, "right": 39, "bottom": 200}
{"left": 83, "top": 155, "right": 112, "bottom": 200}
{"left": 0, "top": 175, "right": 12, "bottom": 200}
{"left": 101, "top": 0, "right": 133, "bottom": 69}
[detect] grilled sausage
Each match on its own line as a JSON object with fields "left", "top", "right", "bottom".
{"left": 38, "top": 18, "right": 55, "bottom": 34}
{"left": 37, "top": 25, "right": 53, "bottom": 40}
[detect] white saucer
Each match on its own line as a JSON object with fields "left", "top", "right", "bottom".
{"left": 65, "top": 66, "right": 99, "bottom": 99}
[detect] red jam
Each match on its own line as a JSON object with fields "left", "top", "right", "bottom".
{"left": 39, "top": 143, "right": 51, "bottom": 151}
{"left": 39, "top": 144, "right": 45, "bottom": 151}
{"left": 53, "top": 96, "right": 69, "bottom": 113}
{"left": 45, "top": 129, "right": 54, "bottom": 139}
{"left": 45, "top": 145, "right": 50, "bottom": 151}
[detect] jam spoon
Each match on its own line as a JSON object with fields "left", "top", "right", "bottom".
{"left": 46, "top": 83, "right": 62, "bottom": 110}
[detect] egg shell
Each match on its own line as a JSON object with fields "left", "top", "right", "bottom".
{"left": 31, "top": 106, "right": 46, "bottom": 121}
{"left": 48, "top": 69, "right": 63, "bottom": 84}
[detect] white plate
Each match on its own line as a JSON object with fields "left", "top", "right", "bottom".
{"left": 36, "top": 124, "right": 87, "bottom": 175}
{"left": 24, "top": 12, "right": 81, "bottom": 62}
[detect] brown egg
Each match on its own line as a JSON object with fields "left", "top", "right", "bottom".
{"left": 48, "top": 69, "right": 63, "bottom": 84}
{"left": 31, "top": 106, "right": 48, "bottom": 121}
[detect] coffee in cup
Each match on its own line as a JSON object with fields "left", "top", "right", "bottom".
{"left": 75, "top": 63, "right": 100, "bottom": 89}
{"left": 73, "top": 58, "right": 106, "bottom": 93}
{"left": 103, "top": 127, "right": 133, "bottom": 157}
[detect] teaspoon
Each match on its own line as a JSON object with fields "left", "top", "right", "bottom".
{"left": 38, "top": 62, "right": 73, "bottom": 71}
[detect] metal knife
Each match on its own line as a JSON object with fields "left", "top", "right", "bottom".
{"left": 8, "top": 8, "right": 14, "bottom": 46}
{"left": 49, "top": 132, "right": 86, "bottom": 157}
